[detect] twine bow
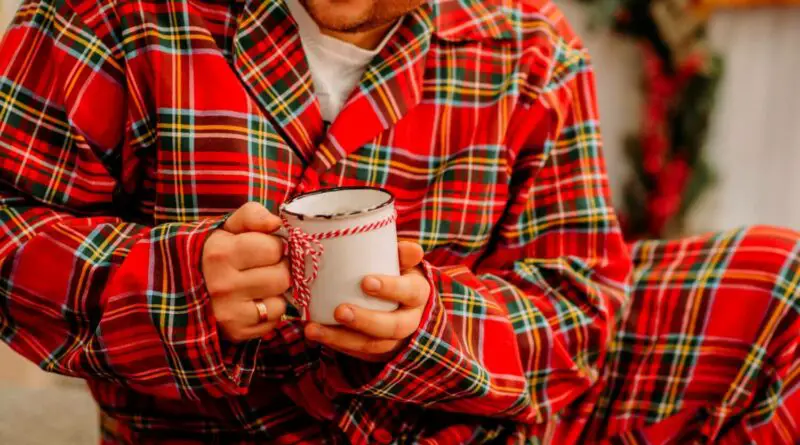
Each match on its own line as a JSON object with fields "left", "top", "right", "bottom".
{"left": 283, "top": 223, "right": 325, "bottom": 317}
{"left": 282, "top": 211, "right": 398, "bottom": 320}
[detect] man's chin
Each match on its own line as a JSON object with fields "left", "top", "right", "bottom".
{"left": 322, "top": 17, "right": 397, "bottom": 34}
{"left": 302, "top": 0, "right": 376, "bottom": 32}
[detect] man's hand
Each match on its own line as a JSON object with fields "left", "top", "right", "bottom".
{"left": 304, "top": 241, "right": 431, "bottom": 362}
{"left": 203, "top": 202, "right": 290, "bottom": 343}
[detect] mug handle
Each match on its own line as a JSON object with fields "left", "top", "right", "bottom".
{"left": 269, "top": 226, "right": 302, "bottom": 318}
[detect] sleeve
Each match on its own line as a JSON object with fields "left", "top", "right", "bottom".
{"left": 326, "top": 41, "right": 632, "bottom": 422}
{"left": 0, "top": 0, "right": 256, "bottom": 400}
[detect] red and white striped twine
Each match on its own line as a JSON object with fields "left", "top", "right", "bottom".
{"left": 282, "top": 211, "right": 397, "bottom": 319}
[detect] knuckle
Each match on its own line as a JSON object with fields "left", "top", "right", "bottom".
{"left": 218, "top": 319, "right": 246, "bottom": 342}
{"left": 236, "top": 233, "right": 271, "bottom": 260}
{"left": 391, "top": 280, "right": 412, "bottom": 303}
{"left": 260, "top": 322, "right": 278, "bottom": 334}
{"left": 392, "top": 320, "right": 413, "bottom": 340}
{"left": 276, "top": 261, "right": 292, "bottom": 290}
{"left": 232, "top": 232, "right": 250, "bottom": 248}
{"left": 364, "top": 339, "right": 393, "bottom": 355}
{"left": 212, "top": 303, "right": 234, "bottom": 325}
{"left": 206, "top": 275, "right": 235, "bottom": 296}
{"left": 399, "top": 279, "right": 414, "bottom": 299}
{"left": 217, "top": 315, "right": 235, "bottom": 329}
{"left": 413, "top": 283, "right": 430, "bottom": 306}
{"left": 240, "top": 201, "right": 264, "bottom": 215}
{"left": 380, "top": 277, "right": 397, "bottom": 296}
{"left": 349, "top": 315, "right": 368, "bottom": 331}
{"left": 266, "top": 236, "right": 285, "bottom": 257}
{"left": 205, "top": 242, "right": 232, "bottom": 265}
{"left": 267, "top": 297, "right": 287, "bottom": 317}
{"left": 228, "top": 331, "right": 249, "bottom": 343}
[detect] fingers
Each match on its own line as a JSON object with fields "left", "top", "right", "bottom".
{"left": 240, "top": 321, "right": 281, "bottom": 340}
{"left": 311, "top": 336, "right": 394, "bottom": 363}
{"left": 212, "top": 296, "right": 287, "bottom": 343}
{"left": 224, "top": 202, "right": 282, "bottom": 234}
{"left": 225, "top": 319, "right": 282, "bottom": 343}
{"left": 332, "top": 304, "right": 422, "bottom": 339}
{"left": 208, "top": 203, "right": 290, "bottom": 345}
{"left": 250, "top": 296, "right": 288, "bottom": 325}
{"left": 305, "top": 323, "right": 402, "bottom": 357}
{"left": 397, "top": 241, "right": 425, "bottom": 271}
{"left": 230, "top": 232, "right": 285, "bottom": 269}
{"left": 361, "top": 271, "right": 430, "bottom": 307}
{"left": 237, "top": 259, "right": 292, "bottom": 298}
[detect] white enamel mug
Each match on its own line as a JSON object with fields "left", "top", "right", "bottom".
{"left": 278, "top": 187, "right": 400, "bottom": 325}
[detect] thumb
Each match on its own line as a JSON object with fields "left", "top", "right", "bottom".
{"left": 398, "top": 241, "right": 425, "bottom": 271}
{"left": 224, "top": 202, "right": 282, "bottom": 234}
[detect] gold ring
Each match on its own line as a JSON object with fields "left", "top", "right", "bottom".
{"left": 280, "top": 314, "right": 289, "bottom": 322}
{"left": 254, "top": 300, "right": 269, "bottom": 324}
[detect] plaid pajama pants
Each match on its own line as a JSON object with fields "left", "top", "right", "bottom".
{"left": 560, "top": 226, "right": 800, "bottom": 444}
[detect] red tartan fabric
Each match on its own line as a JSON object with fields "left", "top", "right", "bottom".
{"left": 563, "top": 226, "right": 800, "bottom": 444}
{"left": 0, "top": 0, "right": 797, "bottom": 444}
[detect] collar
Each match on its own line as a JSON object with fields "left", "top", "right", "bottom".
{"left": 231, "top": 0, "right": 517, "bottom": 43}
{"left": 426, "top": 0, "right": 516, "bottom": 42}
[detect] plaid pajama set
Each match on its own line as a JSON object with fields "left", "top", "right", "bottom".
{"left": 0, "top": 0, "right": 797, "bottom": 443}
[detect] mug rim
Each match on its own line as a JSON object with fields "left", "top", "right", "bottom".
{"left": 280, "top": 186, "right": 395, "bottom": 220}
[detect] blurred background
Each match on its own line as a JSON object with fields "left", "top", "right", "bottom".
{"left": 1, "top": 0, "right": 799, "bottom": 443}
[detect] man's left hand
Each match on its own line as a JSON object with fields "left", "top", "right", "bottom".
{"left": 304, "top": 241, "right": 431, "bottom": 363}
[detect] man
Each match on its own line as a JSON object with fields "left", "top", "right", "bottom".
{"left": 0, "top": 0, "right": 797, "bottom": 443}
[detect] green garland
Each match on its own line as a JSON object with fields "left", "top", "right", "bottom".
{"left": 577, "top": 0, "right": 723, "bottom": 239}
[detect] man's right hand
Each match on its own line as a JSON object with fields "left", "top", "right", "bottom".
{"left": 203, "top": 202, "right": 290, "bottom": 343}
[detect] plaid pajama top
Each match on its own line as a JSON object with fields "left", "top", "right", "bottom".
{"left": 0, "top": 0, "right": 634, "bottom": 443}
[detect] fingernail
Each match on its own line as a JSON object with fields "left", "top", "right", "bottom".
{"left": 363, "top": 277, "right": 381, "bottom": 293}
{"left": 337, "top": 306, "right": 354, "bottom": 323}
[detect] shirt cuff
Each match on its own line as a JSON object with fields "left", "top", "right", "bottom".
{"left": 191, "top": 215, "right": 260, "bottom": 395}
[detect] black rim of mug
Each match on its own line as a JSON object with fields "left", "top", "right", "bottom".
{"left": 280, "top": 186, "right": 396, "bottom": 220}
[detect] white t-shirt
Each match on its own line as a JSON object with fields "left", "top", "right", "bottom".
{"left": 285, "top": 0, "right": 401, "bottom": 123}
